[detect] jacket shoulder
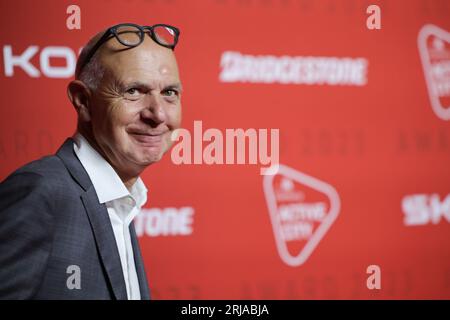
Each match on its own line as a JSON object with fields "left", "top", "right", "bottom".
{"left": 2, "top": 154, "right": 71, "bottom": 185}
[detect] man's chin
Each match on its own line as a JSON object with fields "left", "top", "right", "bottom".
{"left": 127, "top": 142, "right": 168, "bottom": 167}
{"left": 136, "top": 151, "right": 165, "bottom": 166}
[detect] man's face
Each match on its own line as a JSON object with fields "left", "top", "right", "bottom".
{"left": 88, "top": 36, "right": 182, "bottom": 177}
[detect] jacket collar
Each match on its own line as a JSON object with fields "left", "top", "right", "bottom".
{"left": 56, "top": 138, "right": 92, "bottom": 192}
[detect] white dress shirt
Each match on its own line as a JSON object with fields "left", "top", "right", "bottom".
{"left": 73, "top": 133, "right": 147, "bottom": 300}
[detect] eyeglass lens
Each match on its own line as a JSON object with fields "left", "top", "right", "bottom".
{"left": 114, "top": 24, "right": 176, "bottom": 47}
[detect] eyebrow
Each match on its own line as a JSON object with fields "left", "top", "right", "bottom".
{"left": 122, "top": 81, "right": 183, "bottom": 92}
{"left": 165, "top": 82, "right": 183, "bottom": 92}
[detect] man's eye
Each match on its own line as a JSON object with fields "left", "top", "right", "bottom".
{"left": 162, "top": 89, "right": 178, "bottom": 97}
{"left": 126, "top": 88, "right": 139, "bottom": 95}
{"left": 124, "top": 87, "right": 143, "bottom": 99}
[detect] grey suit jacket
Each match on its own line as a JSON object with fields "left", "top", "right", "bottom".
{"left": 0, "top": 138, "right": 151, "bottom": 299}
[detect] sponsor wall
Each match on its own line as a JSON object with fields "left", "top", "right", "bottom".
{"left": 0, "top": 0, "right": 449, "bottom": 299}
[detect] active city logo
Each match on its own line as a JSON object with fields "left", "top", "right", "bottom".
{"left": 263, "top": 164, "right": 340, "bottom": 267}
{"left": 418, "top": 24, "right": 450, "bottom": 120}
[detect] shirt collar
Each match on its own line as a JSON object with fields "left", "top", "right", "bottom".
{"left": 73, "top": 133, "right": 148, "bottom": 206}
{"left": 129, "top": 175, "right": 148, "bottom": 208}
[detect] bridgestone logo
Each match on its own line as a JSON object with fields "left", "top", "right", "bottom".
{"left": 219, "top": 51, "right": 368, "bottom": 86}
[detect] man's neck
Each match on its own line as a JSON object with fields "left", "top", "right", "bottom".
{"left": 122, "top": 176, "right": 138, "bottom": 192}
{"left": 75, "top": 128, "right": 140, "bottom": 192}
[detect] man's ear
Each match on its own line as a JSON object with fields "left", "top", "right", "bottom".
{"left": 67, "top": 80, "right": 92, "bottom": 122}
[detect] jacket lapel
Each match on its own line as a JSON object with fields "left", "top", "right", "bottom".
{"left": 56, "top": 138, "right": 128, "bottom": 300}
{"left": 129, "top": 223, "right": 151, "bottom": 300}
{"left": 81, "top": 188, "right": 128, "bottom": 300}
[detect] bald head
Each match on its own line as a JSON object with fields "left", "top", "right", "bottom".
{"left": 75, "top": 29, "right": 106, "bottom": 80}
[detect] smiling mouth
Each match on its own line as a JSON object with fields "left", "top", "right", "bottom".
{"left": 129, "top": 132, "right": 165, "bottom": 146}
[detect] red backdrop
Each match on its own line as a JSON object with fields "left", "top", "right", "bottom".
{"left": 1, "top": 0, "right": 449, "bottom": 299}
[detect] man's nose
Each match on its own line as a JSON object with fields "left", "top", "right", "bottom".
{"left": 140, "top": 94, "right": 166, "bottom": 124}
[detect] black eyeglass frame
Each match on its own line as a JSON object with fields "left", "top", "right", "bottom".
{"left": 78, "top": 23, "right": 180, "bottom": 75}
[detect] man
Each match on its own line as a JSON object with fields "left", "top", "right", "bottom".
{"left": 0, "top": 23, "right": 182, "bottom": 299}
